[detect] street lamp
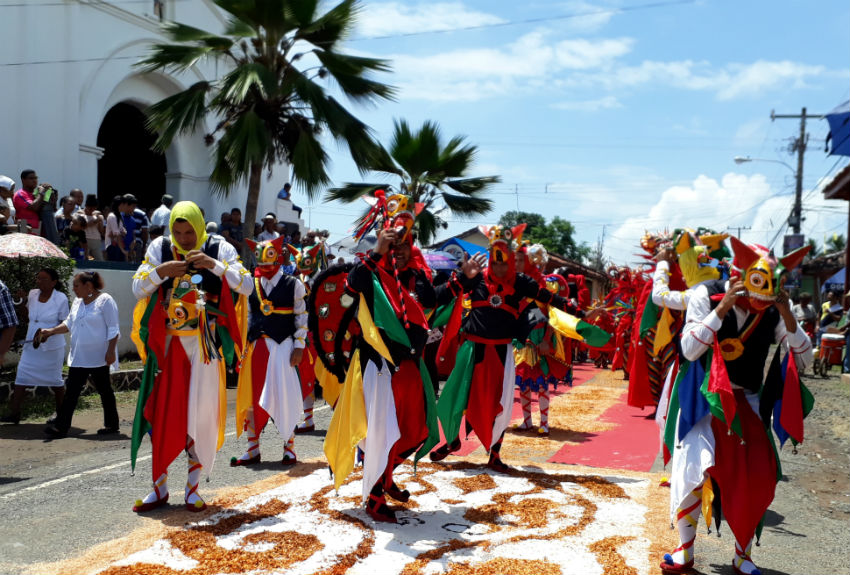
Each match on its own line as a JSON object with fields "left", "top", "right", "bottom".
{"left": 733, "top": 156, "right": 803, "bottom": 233}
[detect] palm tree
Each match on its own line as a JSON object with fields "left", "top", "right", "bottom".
{"left": 326, "top": 119, "right": 500, "bottom": 245}
{"left": 138, "top": 0, "right": 394, "bottom": 251}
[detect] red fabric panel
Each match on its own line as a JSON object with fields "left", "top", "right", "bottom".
{"left": 390, "top": 359, "right": 429, "bottom": 456}
{"left": 465, "top": 344, "right": 505, "bottom": 452}
{"left": 710, "top": 338, "right": 737, "bottom": 429}
{"left": 251, "top": 338, "right": 271, "bottom": 433}
{"left": 298, "top": 341, "right": 316, "bottom": 399}
{"left": 144, "top": 338, "right": 191, "bottom": 481}
{"left": 708, "top": 390, "right": 777, "bottom": 549}
{"left": 780, "top": 351, "right": 804, "bottom": 443}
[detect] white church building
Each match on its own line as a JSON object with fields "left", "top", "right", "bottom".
{"left": 1, "top": 0, "right": 298, "bottom": 226}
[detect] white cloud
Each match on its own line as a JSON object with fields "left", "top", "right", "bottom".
{"left": 716, "top": 60, "right": 826, "bottom": 101}
{"left": 553, "top": 0, "right": 618, "bottom": 34}
{"left": 356, "top": 2, "right": 504, "bottom": 38}
{"left": 389, "top": 31, "right": 633, "bottom": 102}
{"left": 552, "top": 95, "right": 622, "bottom": 111}
{"left": 604, "top": 170, "right": 848, "bottom": 264}
{"left": 553, "top": 38, "right": 634, "bottom": 70}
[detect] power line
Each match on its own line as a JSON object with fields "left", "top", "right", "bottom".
{"left": 354, "top": 0, "right": 696, "bottom": 41}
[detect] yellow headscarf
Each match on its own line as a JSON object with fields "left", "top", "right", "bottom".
{"left": 169, "top": 201, "right": 208, "bottom": 255}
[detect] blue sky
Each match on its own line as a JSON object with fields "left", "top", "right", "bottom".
{"left": 298, "top": 0, "right": 850, "bottom": 264}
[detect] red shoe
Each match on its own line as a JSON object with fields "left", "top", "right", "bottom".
{"left": 429, "top": 439, "right": 462, "bottom": 462}
{"left": 132, "top": 493, "right": 169, "bottom": 513}
{"left": 230, "top": 454, "right": 261, "bottom": 467}
{"left": 386, "top": 483, "right": 410, "bottom": 503}
{"left": 659, "top": 555, "right": 694, "bottom": 574}
{"left": 486, "top": 456, "right": 512, "bottom": 473}
{"left": 366, "top": 493, "right": 397, "bottom": 524}
{"left": 185, "top": 499, "right": 208, "bottom": 512}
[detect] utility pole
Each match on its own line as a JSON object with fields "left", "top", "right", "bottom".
{"left": 770, "top": 107, "right": 823, "bottom": 234}
{"left": 727, "top": 225, "right": 751, "bottom": 239}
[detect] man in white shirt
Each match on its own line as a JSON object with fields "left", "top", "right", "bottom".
{"left": 150, "top": 194, "right": 173, "bottom": 237}
{"left": 256, "top": 213, "right": 280, "bottom": 242}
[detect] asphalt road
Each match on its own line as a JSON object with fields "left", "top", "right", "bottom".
{"left": 0, "top": 389, "right": 334, "bottom": 575}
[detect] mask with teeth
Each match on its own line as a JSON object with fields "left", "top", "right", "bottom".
{"left": 729, "top": 236, "right": 810, "bottom": 311}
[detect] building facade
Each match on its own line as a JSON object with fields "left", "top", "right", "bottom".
{"left": 2, "top": 0, "right": 289, "bottom": 219}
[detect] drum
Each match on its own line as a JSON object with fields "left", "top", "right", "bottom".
{"left": 820, "top": 333, "right": 844, "bottom": 366}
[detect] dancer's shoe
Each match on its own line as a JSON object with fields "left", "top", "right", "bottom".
{"left": 486, "top": 455, "right": 511, "bottom": 473}
{"left": 429, "top": 439, "right": 461, "bottom": 462}
{"left": 366, "top": 493, "right": 397, "bottom": 523}
{"left": 659, "top": 555, "right": 694, "bottom": 574}
{"left": 385, "top": 483, "right": 410, "bottom": 503}
{"left": 230, "top": 453, "right": 261, "bottom": 467}
{"left": 133, "top": 493, "right": 169, "bottom": 513}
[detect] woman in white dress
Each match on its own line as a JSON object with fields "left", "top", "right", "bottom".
{"left": 0, "top": 268, "right": 69, "bottom": 424}
{"left": 39, "top": 271, "right": 120, "bottom": 438}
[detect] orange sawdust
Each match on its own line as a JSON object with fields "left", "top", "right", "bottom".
{"left": 454, "top": 473, "right": 497, "bottom": 494}
{"left": 444, "top": 557, "right": 562, "bottom": 575}
{"left": 589, "top": 536, "right": 638, "bottom": 575}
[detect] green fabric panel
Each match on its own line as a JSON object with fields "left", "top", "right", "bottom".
{"left": 801, "top": 381, "right": 815, "bottom": 418}
{"left": 576, "top": 321, "right": 612, "bottom": 348}
{"left": 218, "top": 325, "right": 235, "bottom": 365}
{"left": 414, "top": 359, "right": 441, "bottom": 466}
{"left": 663, "top": 360, "right": 688, "bottom": 458}
{"left": 699, "top": 347, "right": 742, "bottom": 437}
{"left": 436, "top": 339, "right": 476, "bottom": 445}
{"left": 431, "top": 302, "right": 454, "bottom": 328}
{"left": 371, "top": 276, "right": 411, "bottom": 347}
{"left": 765, "top": 418, "right": 783, "bottom": 481}
{"left": 639, "top": 297, "right": 660, "bottom": 338}
{"left": 131, "top": 353, "right": 157, "bottom": 472}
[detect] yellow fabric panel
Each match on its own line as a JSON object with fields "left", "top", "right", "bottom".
{"left": 356, "top": 293, "right": 393, "bottom": 364}
{"left": 130, "top": 297, "right": 150, "bottom": 362}
{"left": 323, "top": 349, "right": 367, "bottom": 492}
{"left": 548, "top": 306, "right": 584, "bottom": 342}
{"left": 236, "top": 293, "right": 248, "bottom": 353}
{"left": 315, "top": 361, "right": 341, "bottom": 409}
{"left": 235, "top": 341, "right": 254, "bottom": 439}
{"left": 702, "top": 479, "right": 714, "bottom": 530}
{"left": 217, "top": 357, "right": 227, "bottom": 451}
{"left": 653, "top": 305, "right": 674, "bottom": 357}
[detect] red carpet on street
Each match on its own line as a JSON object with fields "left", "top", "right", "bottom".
{"left": 548, "top": 391, "right": 659, "bottom": 471}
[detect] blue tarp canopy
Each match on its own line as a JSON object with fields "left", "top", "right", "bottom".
{"left": 821, "top": 266, "right": 846, "bottom": 293}
{"left": 825, "top": 100, "right": 850, "bottom": 156}
{"left": 439, "top": 237, "right": 487, "bottom": 259}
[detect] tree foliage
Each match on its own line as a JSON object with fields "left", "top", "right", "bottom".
{"left": 498, "top": 211, "right": 591, "bottom": 263}
{"left": 326, "top": 119, "right": 500, "bottom": 245}
{"left": 137, "top": 0, "right": 395, "bottom": 250}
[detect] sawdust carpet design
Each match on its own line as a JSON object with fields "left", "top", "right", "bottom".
{"left": 98, "top": 459, "right": 651, "bottom": 575}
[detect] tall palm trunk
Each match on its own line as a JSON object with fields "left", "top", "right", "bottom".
{"left": 242, "top": 162, "right": 263, "bottom": 261}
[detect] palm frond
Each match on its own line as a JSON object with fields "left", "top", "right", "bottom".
{"left": 440, "top": 191, "right": 493, "bottom": 216}
{"left": 216, "top": 0, "right": 288, "bottom": 34}
{"left": 443, "top": 176, "right": 501, "bottom": 195}
{"left": 217, "top": 109, "right": 273, "bottom": 177}
{"left": 223, "top": 15, "right": 255, "bottom": 38}
{"left": 286, "top": 0, "right": 320, "bottom": 27}
{"left": 289, "top": 124, "right": 331, "bottom": 199}
{"left": 163, "top": 22, "right": 234, "bottom": 51}
{"left": 414, "top": 208, "right": 439, "bottom": 246}
{"left": 209, "top": 144, "right": 239, "bottom": 197}
{"left": 315, "top": 51, "right": 395, "bottom": 102}
{"left": 436, "top": 136, "right": 476, "bottom": 177}
{"left": 296, "top": 0, "right": 356, "bottom": 48}
{"left": 216, "top": 62, "right": 274, "bottom": 105}
{"left": 325, "top": 183, "right": 386, "bottom": 203}
{"left": 391, "top": 120, "right": 441, "bottom": 180}
{"left": 145, "top": 81, "right": 211, "bottom": 151}
{"left": 136, "top": 44, "right": 215, "bottom": 73}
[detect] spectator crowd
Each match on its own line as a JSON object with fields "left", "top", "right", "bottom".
{"left": 0, "top": 171, "right": 334, "bottom": 265}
